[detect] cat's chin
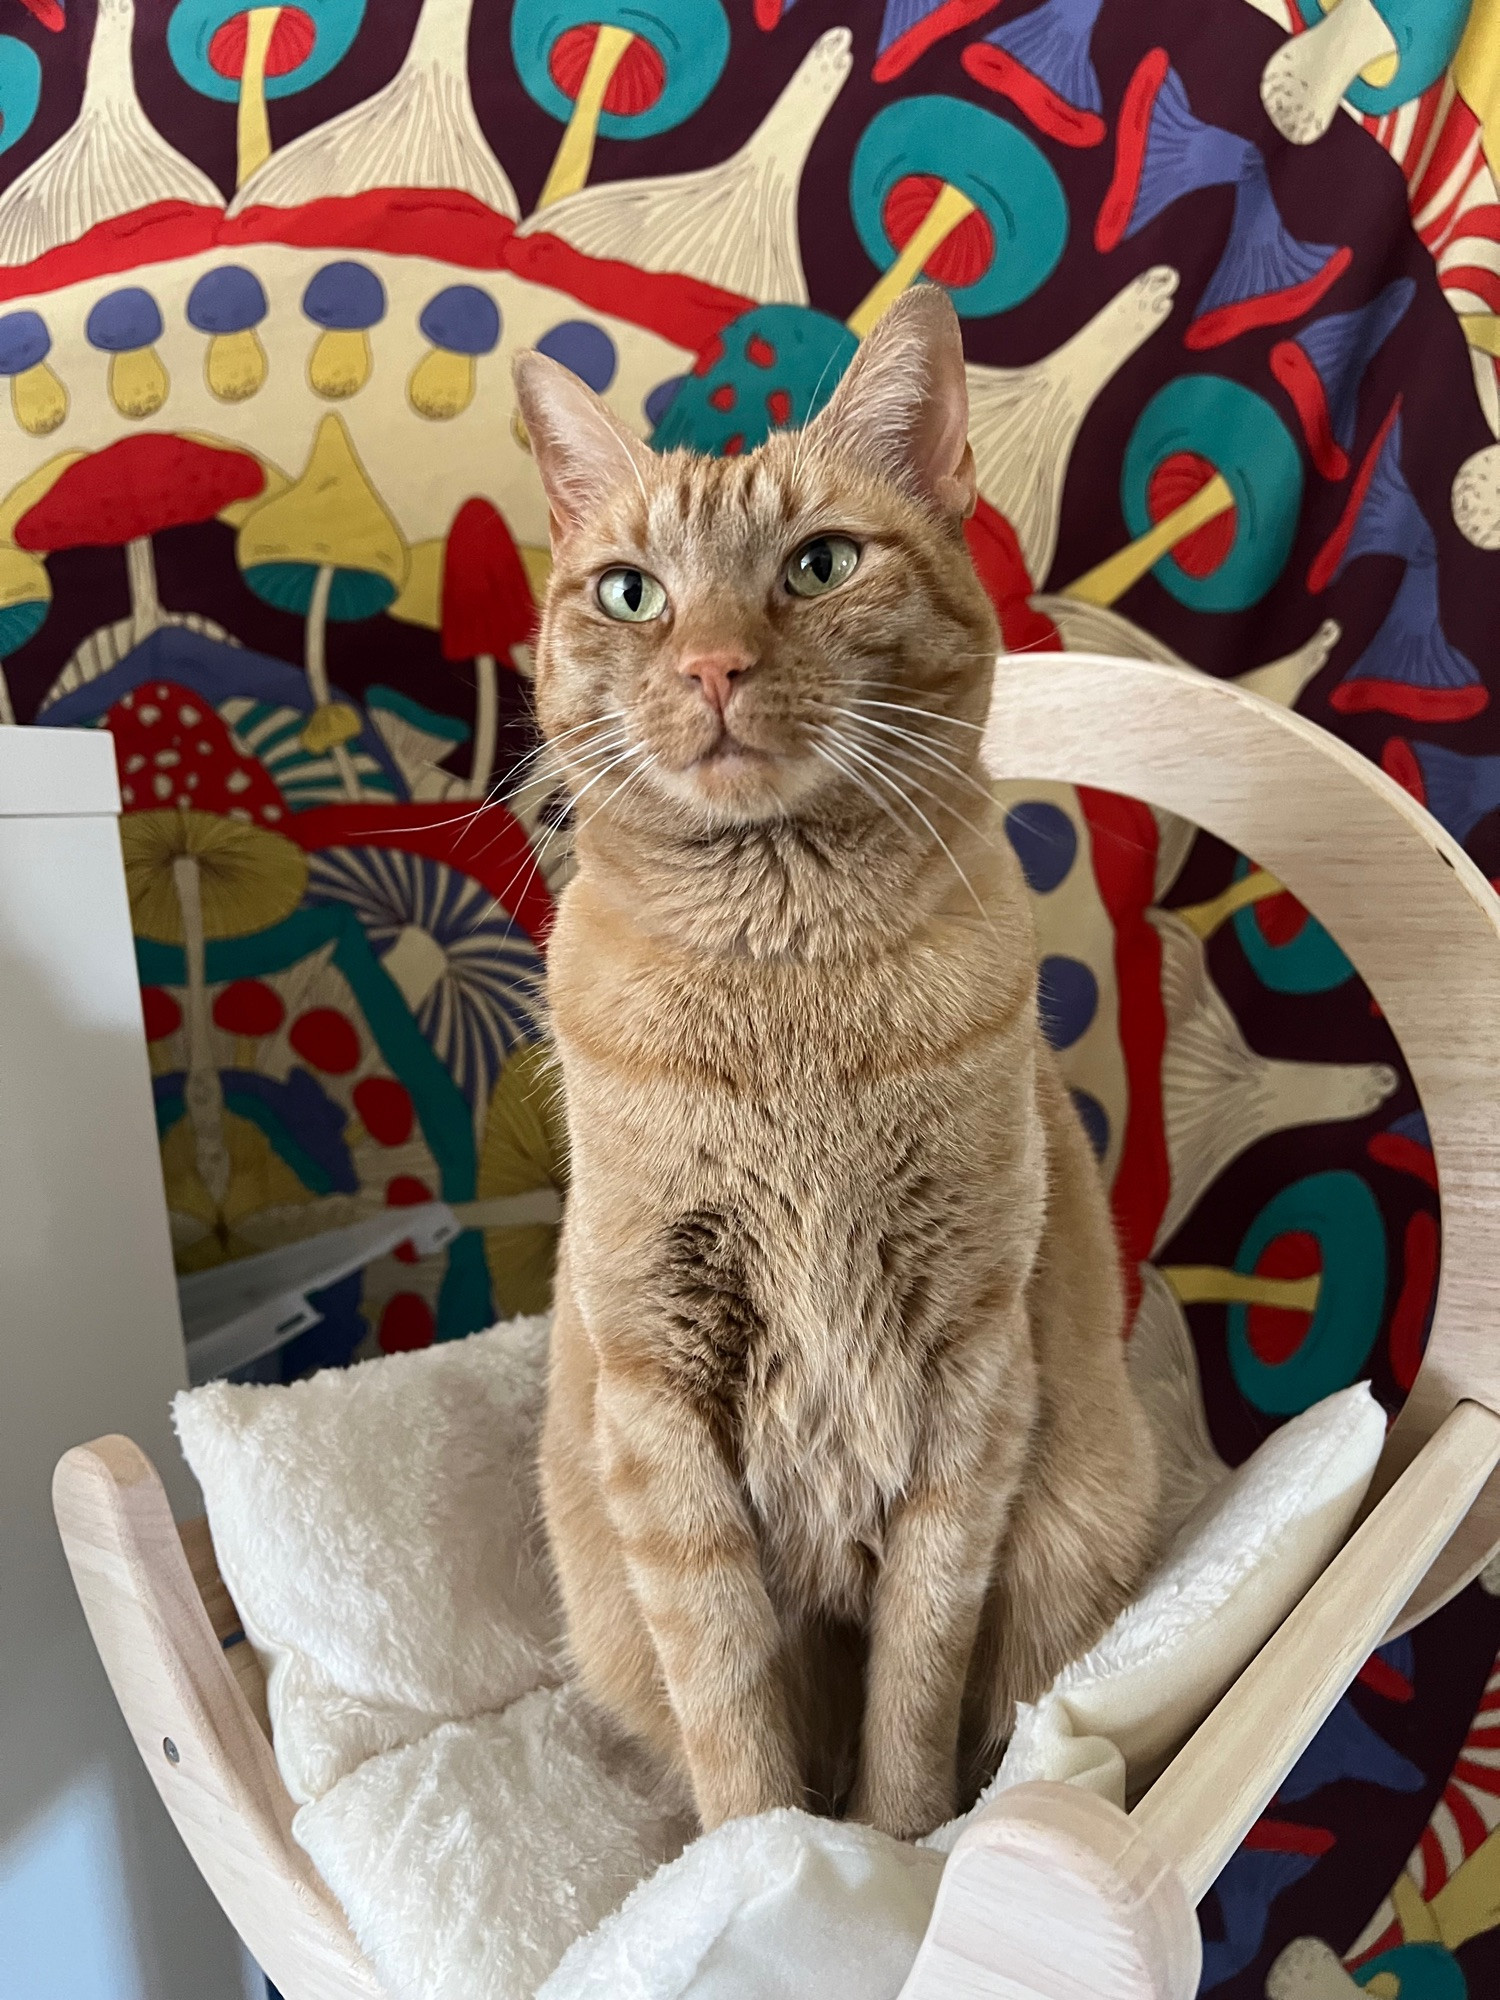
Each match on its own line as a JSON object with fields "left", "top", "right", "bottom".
{"left": 654, "top": 744, "right": 822, "bottom": 826}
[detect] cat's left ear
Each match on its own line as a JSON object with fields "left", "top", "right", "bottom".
{"left": 806, "top": 287, "right": 976, "bottom": 519}
{"left": 513, "top": 350, "right": 654, "bottom": 542}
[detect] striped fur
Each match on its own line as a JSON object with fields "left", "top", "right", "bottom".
{"left": 513, "top": 291, "right": 1158, "bottom": 1839}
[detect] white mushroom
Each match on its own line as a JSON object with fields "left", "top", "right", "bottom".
{"left": 968, "top": 265, "right": 1178, "bottom": 586}
{"left": 1454, "top": 439, "right": 1500, "bottom": 549}
{"left": 1265, "top": 1937, "right": 1372, "bottom": 1999}
{"left": 1234, "top": 619, "right": 1343, "bottom": 705}
{"left": 1151, "top": 908, "right": 1398, "bottom": 1251}
{"left": 1260, "top": 0, "right": 1397, "bottom": 147}
{"left": 0, "top": 0, "right": 221, "bottom": 266}
{"left": 1033, "top": 593, "right": 1341, "bottom": 710}
{"left": 227, "top": 0, "right": 517, "bottom": 219}
{"left": 515, "top": 28, "right": 853, "bottom": 306}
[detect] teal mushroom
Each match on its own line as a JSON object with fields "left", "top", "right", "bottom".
{"left": 651, "top": 304, "right": 855, "bottom": 457}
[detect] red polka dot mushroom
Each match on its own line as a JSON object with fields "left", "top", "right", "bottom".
{"left": 108, "top": 680, "right": 287, "bottom": 823}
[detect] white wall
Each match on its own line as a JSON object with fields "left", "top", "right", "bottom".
{"left": 0, "top": 731, "right": 254, "bottom": 2000}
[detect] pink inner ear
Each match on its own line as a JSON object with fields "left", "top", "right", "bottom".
{"left": 814, "top": 295, "right": 974, "bottom": 514}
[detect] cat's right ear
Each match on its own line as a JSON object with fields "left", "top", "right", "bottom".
{"left": 513, "top": 352, "right": 652, "bottom": 543}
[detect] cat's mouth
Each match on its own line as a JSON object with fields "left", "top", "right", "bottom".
{"left": 693, "top": 732, "right": 769, "bottom": 770}
{"left": 655, "top": 721, "right": 815, "bottom": 822}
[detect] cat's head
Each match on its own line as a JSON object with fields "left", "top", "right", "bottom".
{"left": 512, "top": 288, "right": 999, "bottom": 840}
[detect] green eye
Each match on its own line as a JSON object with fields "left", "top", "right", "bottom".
{"left": 785, "top": 536, "right": 859, "bottom": 598}
{"left": 597, "top": 567, "right": 668, "bottom": 622}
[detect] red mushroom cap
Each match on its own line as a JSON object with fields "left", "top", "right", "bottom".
{"left": 108, "top": 680, "right": 288, "bottom": 824}
{"left": 441, "top": 497, "right": 539, "bottom": 664}
{"left": 14, "top": 434, "right": 264, "bottom": 553}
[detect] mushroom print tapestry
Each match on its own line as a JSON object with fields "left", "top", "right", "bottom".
{"left": 3, "top": 0, "right": 1500, "bottom": 1986}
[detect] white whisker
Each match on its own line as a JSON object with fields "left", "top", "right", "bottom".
{"left": 822, "top": 707, "right": 995, "bottom": 802}
{"left": 823, "top": 728, "right": 996, "bottom": 933}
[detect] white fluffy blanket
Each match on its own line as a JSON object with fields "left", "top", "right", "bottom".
{"left": 175, "top": 1307, "right": 1384, "bottom": 2000}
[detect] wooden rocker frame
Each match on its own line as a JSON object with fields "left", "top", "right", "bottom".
{"left": 53, "top": 655, "right": 1500, "bottom": 2000}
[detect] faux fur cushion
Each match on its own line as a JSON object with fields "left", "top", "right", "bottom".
{"left": 953, "top": 1379, "right": 1388, "bottom": 1825}
{"left": 173, "top": 1315, "right": 559, "bottom": 1802}
{"left": 174, "top": 1316, "right": 1386, "bottom": 2000}
{"left": 296, "top": 1688, "right": 693, "bottom": 2000}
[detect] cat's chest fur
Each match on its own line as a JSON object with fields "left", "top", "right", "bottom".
{"left": 550, "top": 874, "right": 1045, "bottom": 1621}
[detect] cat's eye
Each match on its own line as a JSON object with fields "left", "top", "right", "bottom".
{"left": 785, "top": 536, "right": 859, "bottom": 598}
{"left": 597, "top": 567, "right": 668, "bottom": 622}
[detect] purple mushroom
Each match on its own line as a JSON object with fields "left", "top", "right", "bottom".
{"left": 961, "top": 0, "right": 1106, "bottom": 149}
{"left": 302, "top": 260, "right": 387, "bottom": 399}
{"left": 1270, "top": 277, "right": 1414, "bottom": 480}
{"left": 1096, "top": 51, "right": 1351, "bottom": 349}
{"left": 86, "top": 285, "right": 169, "bottom": 419}
{"left": 409, "top": 284, "right": 501, "bottom": 420}
{"left": 535, "top": 318, "right": 617, "bottom": 392}
{"left": 186, "top": 265, "right": 271, "bottom": 403}
{"left": 1312, "top": 407, "right": 1485, "bottom": 723}
{"left": 871, "top": 0, "right": 1001, "bottom": 82}
{"left": 0, "top": 307, "right": 66, "bottom": 435}
{"left": 1385, "top": 735, "right": 1500, "bottom": 845}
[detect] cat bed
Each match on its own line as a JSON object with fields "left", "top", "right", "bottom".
{"left": 57, "top": 653, "right": 1500, "bottom": 2000}
{"left": 172, "top": 1310, "right": 1384, "bottom": 2000}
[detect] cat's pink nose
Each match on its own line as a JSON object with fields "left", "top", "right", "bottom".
{"left": 677, "top": 650, "right": 750, "bottom": 717}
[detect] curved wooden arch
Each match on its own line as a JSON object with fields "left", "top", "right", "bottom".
{"left": 982, "top": 653, "right": 1500, "bottom": 1636}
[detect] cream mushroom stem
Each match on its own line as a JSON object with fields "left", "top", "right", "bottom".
{"left": 172, "top": 846, "right": 232, "bottom": 1209}
{"left": 847, "top": 182, "right": 977, "bottom": 339}
{"left": 1162, "top": 1264, "right": 1322, "bottom": 1313}
{"left": 468, "top": 652, "right": 498, "bottom": 800}
{"left": 0, "top": 668, "right": 15, "bottom": 726}
{"left": 1453, "top": 440, "right": 1500, "bottom": 550}
{"left": 125, "top": 534, "right": 164, "bottom": 648}
{"left": 1062, "top": 474, "right": 1236, "bottom": 607}
{"left": 1260, "top": 0, "right": 1398, "bottom": 146}
{"left": 303, "top": 561, "right": 361, "bottom": 800}
{"left": 537, "top": 24, "right": 636, "bottom": 210}
{"left": 237, "top": 6, "right": 282, "bottom": 188}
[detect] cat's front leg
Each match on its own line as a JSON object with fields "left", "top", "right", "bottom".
{"left": 850, "top": 1315, "right": 1034, "bottom": 1840}
{"left": 595, "top": 1354, "right": 803, "bottom": 1828}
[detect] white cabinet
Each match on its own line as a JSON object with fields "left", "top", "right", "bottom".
{"left": 0, "top": 727, "right": 252, "bottom": 2000}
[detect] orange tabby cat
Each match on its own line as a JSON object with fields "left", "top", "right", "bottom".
{"left": 513, "top": 288, "right": 1158, "bottom": 1841}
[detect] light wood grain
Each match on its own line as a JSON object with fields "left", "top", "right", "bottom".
{"left": 178, "top": 1514, "right": 273, "bottom": 1740}
{"left": 1132, "top": 1400, "right": 1500, "bottom": 1904}
{"left": 984, "top": 653, "right": 1500, "bottom": 1634}
{"left": 899, "top": 1782, "right": 1201, "bottom": 2000}
{"left": 53, "top": 1436, "right": 386, "bottom": 2000}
